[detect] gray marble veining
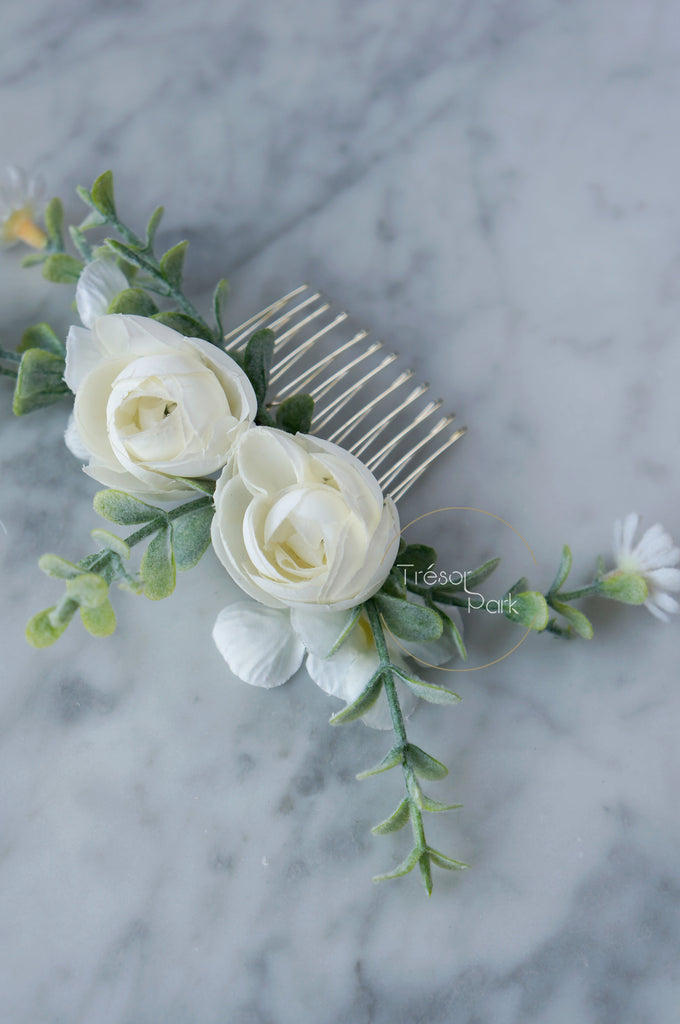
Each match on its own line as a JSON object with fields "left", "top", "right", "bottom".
{"left": 1, "top": 1, "right": 679, "bottom": 1022}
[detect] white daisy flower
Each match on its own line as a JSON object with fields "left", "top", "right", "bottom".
{"left": 613, "top": 513, "right": 680, "bottom": 622}
{"left": 0, "top": 165, "right": 47, "bottom": 249}
{"left": 212, "top": 602, "right": 461, "bottom": 729}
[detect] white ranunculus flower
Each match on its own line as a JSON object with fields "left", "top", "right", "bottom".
{"left": 210, "top": 426, "right": 401, "bottom": 611}
{"left": 64, "top": 314, "right": 258, "bottom": 499}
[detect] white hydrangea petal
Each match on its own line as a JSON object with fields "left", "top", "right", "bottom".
{"left": 75, "top": 259, "right": 130, "bottom": 328}
{"left": 212, "top": 603, "right": 304, "bottom": 688}
{"left": 290, "top": 606, "right": 357, "bottom": 657}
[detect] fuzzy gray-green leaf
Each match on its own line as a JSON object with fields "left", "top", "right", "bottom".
{"left": 407, "top": 744, "right": 449, "bottom": 780}
{"left": 107, "top": 288, "right": 159, "bottom": 317}
{"left": 356, "top": 743, "right": 403, "bottom": 779}
{"left": 212, "top": 278, "right": 230, "bottom": 337}
{"left": 373, "top": 847, "right": 421, "bottom": 883}
{"left": 392, "top": 668, "right": 461, "bottom": 706}
{"left": 244, "top": 329, "right": 276, "bottom": 408}
{"left": 80, "top": 598, "right": 116, "bottom": 638}
{"left": 151, "top": 311, "right": 214, "bottom": 343}
{"left": 140, "top": 525, "right": 176, "bottom": 600}
{"left": 159, "top": 240, "right": 189, "bottom": 289}
{"left": 93, "top": 489, "right": 160, "bottom": 526}
{"left": 90, "top": 170, "right": 117, "bottom": 218}
{"left": 374, "top": 593, "right": 443, "bottom": 642}
{"left": 371, "top": 798, "right": 410, "bottom": 835}
{"left": 329, "top": 668, "right": 384, "bottom": 725}
{"left": 275, "top": 393, "right": 314, "bottom": 434}
{"left": 172, "top": 506, "right": 214, "bottom": 571}
{"left": 549, "top": 544, "right": 573, "bottom": 594}
{"left": 42, "top": 253, "right": 84, "bottom": 283}
{"left": 549, "top": 598, "right": 594, "bottom": 639}
{"left": 26, "top": 607, "right": 70, "bottom": 648}
{"left": 12, "top": 349, "right": 68, "bottom": 415}
{"left": 44, "top": 197, "right": 64, "bottom": 249}
{"left": 145, "top": 205, "right": 164, "bottom": 248}
{"left": 17, "top": 323, "right": 64, "bottom": 356}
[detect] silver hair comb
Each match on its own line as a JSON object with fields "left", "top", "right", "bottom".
{"left": 223, "top": 284, "right": 465, "bottom": 502}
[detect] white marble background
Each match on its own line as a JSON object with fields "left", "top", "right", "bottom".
{"left": 1, "top": 1, "right": 679, "bottom": 1022}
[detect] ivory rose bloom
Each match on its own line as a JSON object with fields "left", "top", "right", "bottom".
{"left": 64, "top": 314, "right": 257, "bottom": 499}
{"left": 211, "top": 427, "right": 400, "bottom": 610}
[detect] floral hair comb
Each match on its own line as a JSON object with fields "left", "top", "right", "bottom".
{"left": 2, "top": 169, "right": 678, "bottom": 896}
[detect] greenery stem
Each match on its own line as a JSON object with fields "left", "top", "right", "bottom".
{"left": 553, "top": 581, "right": 602, "bottom": 602}
{"left": 0, "top": 348, "right": 21, "bottom": 363}
{"left": 0, "top": 365, "right": 18, "bottom": 379}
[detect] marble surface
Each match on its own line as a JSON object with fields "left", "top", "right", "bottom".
{"left": 1, "top": 1, "right": 679, "bottom": 1021}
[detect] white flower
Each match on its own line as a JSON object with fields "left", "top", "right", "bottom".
{"left": 613, "top": 513, "right": 680, "bottom": 621}
{"left": 212, "top": 601, "right": 460, "bottom": 729}
{"left": 0, "top": 165, "right": 46, "bottom": 248}
{"left": 210, "top": 426, "right": 400, "bottom": 611}
{"left": 65, "top": 314, "right": 257, "bottom": 500}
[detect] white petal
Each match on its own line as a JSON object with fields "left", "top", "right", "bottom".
{"left": 64, "top": 413, "right": 91, "bottom": 461}
{"left": 646, "top": 567, "right": 680, "bottom": 592}
{"left": 212, "top": 603, "right": 304, "bottom": 688}
{"left": 290, "top": 606, "right": 357, "bottom": 657}
{"left": 76, "top": 259, "right": 129, "bottom": 328}
{"left": 620, "top": 513, "right": 639, "bottom": 556}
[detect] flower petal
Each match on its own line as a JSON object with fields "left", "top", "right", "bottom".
{"left": 75, "top": 259, "right": 129, "bottom": 329}
{"left": 212, "top": 603, "right": 304, "bottom": 688}
{"left": 290, "top": 606, "right": 357, "bottom": 657}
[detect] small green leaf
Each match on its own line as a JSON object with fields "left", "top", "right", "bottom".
{"left": 371, "top": 799, "right": 410, "bottom": 835}
{"left": 392, "top": 667, "right": 461, "bottom": 706}
{"left": 151, "top": 311, "right": 214, "bottom": 343}
{"left": 26, "top": 607, "right": 70, "bottom": 648}
{"left": 80, "top": 598, "right": 116, "bottom": 638}
{"left": 356, "top": 743, "right": 403, "bottom": 779}
{"left": 13, "top": 349, "right": 68, "bottom": 415}
{"left": 599, "top": 571, "right": 647, "bottom": 605}
{"left": 38, "top": 554, "right": 82, "bottom": 580}
{"left": 44, "top": 197, "right": 64, "bottom": 249}
{"left": 69, "top": 226, "right": 94, "bottom": 261}
{"left": 374, "top": 593, "right": 443, "bottom": 643}
{"left": 140, "top": 525, "right": 176, "bottom": 600}
{"left": 145, "top": 205, "right": 164, "bottom": 248}
{"left": 107, "top": 288, "right": 159, "bottom": 317}
{"left": 504, "top": 591, "right": 550, "bottom": 631}
{"left": 396, "top": 544, "right": 437, "bottom": 579}
{"left": 419, "top": 850, "right": 433, "bottom": 895}
{"left": 438, "top": 607, "right": 467, "bottom": 661}
{"left": 407, "top": 744, "right": 449, "bottom": 780}
{"left": 329, "top": 669, "right": 384, "bottom": 725}
{"left": 213, "top": 277, "right": 230, "bottom": 337}
{"left": 373, "top": 846, "right": 421, "bottom": 883}
{"left": 90, "top": 170, "right": 117, "bottom": 218}
{"left": 171, "top": 506, "right": 214, "bottom": 571}
{"left": 104, "top": 238, "right": 155, "bottom": 275}
{"left": 549, "top": 598, "right": 594, "bottom": 639}
{"left": 427, "top": 846, "right": 468, "bottom": 871}
{"left": 327, "top": 605, "right": 362, "bottom": 656}
{"left": 42, "top": 253, "right": 84, "bottom": 283}
{"left": 244, "top": 328, "right": 276, "bottom": 407}
{"left": 93, "top": 489, "right": 160, "bottom": 525}
{"left": 76, "top": 208, "right": 108, "bottom": 231}
{"left": 172, "top": 476, "right": 216, "bottom": 495}
{"left": 549, "top": 544, "right": 572, "bottom": 594}
{"left": 17, "top": 323, "right": 64, "bottom": 356}
{"left": 21, "top": 251, "right": 48, "bottom": 268}
{"left": 432, "top": 557, "right": 501, "bottom": 598}
{"left": 275, "top": 393, "right": 314, "bottom": 435}
{"left": 90, "top": 529, "right": 130, "bottom": 560}
{"left": 421, "top": 795, "right": 462, "bottom": 813}
{"left": 65, "top": 573, "right": 109, "bottom": 609}
{"left": 504, "top": 576, "right": 529, "bottom": 600}
{"left": 159, "top": 240, "right": 189, "bottom": 289}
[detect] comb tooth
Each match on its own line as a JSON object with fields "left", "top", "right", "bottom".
{"left": 364, "top": 399, "right": 443, "bottom": 471}
{"left": 223, "top": 284, "right": 309, "bottom": 350}
{"left": 350, "top": 383, "right": 429, "bottom": 457}
{"left": 327, "top": 370, "right": 413, "bottom": 445}
{"left": 389, "top": 427, "right": 466, "bottom": 502}
{"left": 310, "top": 342, "right": 383, "bottom": 406}
{"left": 269, "top": 312, "right": 346, "bottom": 383}
{"left": 270, "top": 300, "right": 332, "bottom": 353}
{"left": 312, "top": 353, "right": 398, "bottom": 432}
{"left": 378, "top": 415, "right": 454, "bottom": 489}
{"left": 271, "top": 330, "right": 368, "bottom": 403}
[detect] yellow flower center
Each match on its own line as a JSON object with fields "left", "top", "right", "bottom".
{"left": 3, "top": 207, "right": 47, "bottom": 249}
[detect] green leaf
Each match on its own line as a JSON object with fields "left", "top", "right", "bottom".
{"left": 159, "top": 240, "right": 189, "bottom": 289}
{"left": 373, "top": 847, "right": 422, "bottom": 883}
{"left": 90, "top": 170, "right": 117, "bottom": 218}
{"left": 26, "top": 607, "right": 71, "bottom": 648}
{"left": 432, "top": 557, "right": 501, "bottom": 598}
{"left": 38, "top": 554, "right": 82, "bottom": 580}
{"left": 65, "top": 573, "right": 109, "bottom": 609}
{"left": 396, "top": 544, "right": 437, "bottom": 578}
{"left": 145, "top": 205, "right": 164, "bottom": 248}
{"left": 329, "top": 668, "right": 384, "bottom": 725}
{"left": 104, "top": 238, "right": 156, "bottom": 275}
{"left": 438, "top": 606, "right": 467, "bottom": 661}
{"left": 391, "top": 667, "right": 461, "bottom": 706}
{"left": 421, "top": 795, "right": 462, "bottom": 813}
{"left": 549, "top": 598, "right": 594, "bottom": 639}
{"left": 356, "top": 743, "right": 403, "bottom": 779}
{"left": 599, "top": 571, "right": 647, "bottom": 605}
{"left": 504, "top": 590, "right": 550, "bottom": 631}
{"left": 76, "top": 208, "right": 108, "bottom": 231}
{"left": 327, "top": 605, "right": 362, "bottom": 656}
{"left": 427, "top": 846, "right": 468, "bottom": 871}
{"left": 374, "top": 593, "right": 443, "bottom": 642}
{"left": 12, "top": 349, "right": 68, "bottom": 415}
{"left": 549, "top": 544, "right": 572, "bottom": 594}
{"left": 275, "top": 393, "right": 314, "bottom": 435}
{"left": 44, "top": 197, "right": 64, "bottom": 249}
{"left": 371, "top": 799, "right": 410, "bottom": 835}
{"left": 151, "top": 311, "right": 214, "bottom": 343}
{"left": 172, "top": 476, "right": 216, "bottom": 495}
{"left": 140, "top": 525, "right": 176, "bottom": 600}
{"left": 17, "top": 323, "right": 64, "bottom": 356}
{"left": 171, "top": 506, "right": 214, "bottom": 571}
{"left": 80, "top": 598, "right": 116, "bottom": 638}
{"left": 93, "top": 489, "right": 160, "bottom": 526}
{"left": 407, "top": 744, "right": 449, "bottom": 780}
{"left": 90, "top": 529, "right": 130, "bottom": 560}
{"left": 42, "top": 253, "right": 84, "bottom": 283}
{"left": 419, "top": 850, "right": 433, "bottom": 895}
{"left": 21, "top": 251, "right": 48, "bottom": 268}
{"left": 107, "top": 288, "right": 159, "bottom": 317}
{"left": 213, "top": 278, "right": 230, "bottom": 337}
{"left": 69, "top": 225, "right": 94, "bottom": 261}
{"left": 504, "top": 576, "right": 529, "bottom": 600}
{"left": 244, "top": 328, "right": 276, "bottom": 407}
